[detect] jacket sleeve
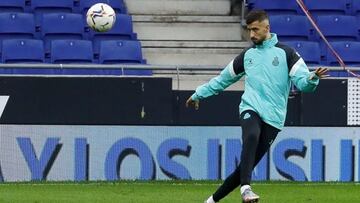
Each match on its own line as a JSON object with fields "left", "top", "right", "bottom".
{"left": 191, "top": 56, "right": 246, "bottom": 101}
{"left": 288, "top": 50, "right": 319, "bottom": 93}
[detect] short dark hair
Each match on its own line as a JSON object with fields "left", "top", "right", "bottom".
{"left": 246, "top": 10, "right": 269, "bottom": 25}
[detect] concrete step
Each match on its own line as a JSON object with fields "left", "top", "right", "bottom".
{"left": 140, "top": 40, "right": 250, "bottom": 66}
{"left": 133, "top": 15, "right": 243, "bottom": 41}
{"left": 141, "top": 40, "right": 250, "bottom": 49}
{"left": 132, "top": 15, "right": 241, "bottom": 23}
{"left": 124, "top": 0, "right": 231, "bottom": 16}
{"left": 143, "top": 47, "right": 243, "bottom": 66}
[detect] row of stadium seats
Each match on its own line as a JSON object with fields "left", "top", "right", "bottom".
{"left": 1, "top": 39, "right": 145, "bottom": 64}
{"left": 270, "top": 15, "right": 360, "bottom": 42}
{"left": 270, "top": 14, "right": 360, "bottom": 66}
{"left": 0, "top": 0, "right": 126, "bottom": 14}
{"left": 0, "top": 0, "right": 150, "bottom": 76}
{"left": 0, "top": 12, "right": 136, "bottom": 53}
{"left": 247, "top": 0, "right": 360, "bottom": 16}
{"left": 283, "top": 41, "right": 360, "bottom": 66}
{"left": 6, "top": 38, "right": 349, "bottom": 67}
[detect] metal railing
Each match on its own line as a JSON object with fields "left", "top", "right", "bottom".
{"left": 0, "top": 63, "right": 356, "bottom": 91}
{"left": 0, "top": 63, "right": 355, "bottom": 71}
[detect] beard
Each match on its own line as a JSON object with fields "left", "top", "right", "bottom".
{"left": 251, "top": 37, "right": 266, "bottom": 45}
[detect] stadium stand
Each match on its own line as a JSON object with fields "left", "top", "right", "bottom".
{"left": 99, "top": 40, "right": 145, "bottom": 64}
{"left": 31, "top": 0, "right": 74, "bottom": 14}
{"left": 41, "top": 13, "right": 84, "bottom": 53}
{"left": 269, "top": 15, "right": 312, "bottom": 41}
{"left": 129, "top": 0, "right": 243, "bottom": 67}
{"left": 302, "top": 0, "right": 351, "bottom": 16}
{"left": 316, "top": 15, "right": 358, "bottom": 41}
{"left": 2, "top": 39, "right": 44, "bottom": 63}
{"left": 0, "top": 12, "right": 35, "bottom": 56}
{"left": 246, "top": 0, "right": 299, "bottom": 15}
{"left": 0, "top": 0, "right": 26, "bottom": 12}
{"left": 327, "top": 41, "right": 360, "bottom": 66}
{"left": 99, "top": 40, "right": 150, "bottom": 75}
{"left": 0, "top": 0, "right": 146, "bottom": 72}
{"left": 31, "top": 0, "right": 74, "bottom": 24}
{"left": 89, "top": 14, "right": 137, "bottom": 54}
{"left": 0, "top": 0, "right": 360, "bottom": 75}
{"left": 282, "top": 41, "right": 322, "bottom": 65}
{"left": 0, "top": 13, "right": 35, "bottom": 40}
{"left": 50, "top": 40, "right": 93, "bottom": 63}
{"left": 353, "top": 0, "right": 360, "bottom": 16}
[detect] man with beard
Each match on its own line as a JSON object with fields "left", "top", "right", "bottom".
{"left": 186, "top": 10, "right": 329, "bottom": 203}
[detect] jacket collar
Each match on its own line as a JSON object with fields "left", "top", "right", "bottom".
{"left": 255, "top": 33, "right": 278, "bottom": 49}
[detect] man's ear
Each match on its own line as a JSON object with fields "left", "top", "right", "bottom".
{"left": 266, "top": 24, "right": 270, "bottom": 32}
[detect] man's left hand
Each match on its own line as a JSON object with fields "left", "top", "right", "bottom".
{"left": 310, "top": 67, "right": 330, "bottom": 80}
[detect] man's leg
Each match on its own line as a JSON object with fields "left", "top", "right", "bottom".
{"left": 241, "top": 122, "right": 280, "bottom": 202}
{"left": 209, "top": 167, "right": 241, "bottom": 202}
{"left": 210, "top": 115, "right": 280, "bottom": 202}
{"left": 239, "top": 110, "right": 262, "bottom": 186}
{"left": 254, "top": 122, "right": 280, "bottom": 165}
{"left": 211, "top": 110, "right": 262, "bottom": 202}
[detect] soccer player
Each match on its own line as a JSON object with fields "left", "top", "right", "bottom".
{"left": 186, "top": 10, "right": 329, "bottom": 203}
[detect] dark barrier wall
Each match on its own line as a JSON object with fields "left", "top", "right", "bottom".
{"left": 174, "top": 90, "right": 243, "bottom": 126}
{"left": 300, "top": 79, "right": 348, "bottom": 126}
{"left": 0, "top": 77, "right": 173, "bottom": 125}
{"left": 176, "top": 79, "right": 348, "bottom": 126}
{"left": 0, "top": 77, "right": 348, "bottom": 126}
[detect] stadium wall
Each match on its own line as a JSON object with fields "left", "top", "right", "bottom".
{"left": 0, "top": 76, "right": 348, "bottom": 126}
{"left": 0, "top": 76, "right": 358, "bottom": 182}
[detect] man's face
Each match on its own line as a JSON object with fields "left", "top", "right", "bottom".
{"left": 246, "top": 20, "right": 270, "bottom": 45}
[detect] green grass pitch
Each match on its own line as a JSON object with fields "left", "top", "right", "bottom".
{"left": 0, "top": 181, "right": 359, "bottom": 202}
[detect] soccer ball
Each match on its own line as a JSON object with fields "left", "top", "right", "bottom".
{"left": 86, "top": 3, "right": 116, "bottom": 32}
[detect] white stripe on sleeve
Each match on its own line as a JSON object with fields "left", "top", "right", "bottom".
{"left": 227, "top": 60, "right": 236, "bottom": 77}
{"left": 289, "top": 58, "right": 306, "bottom": 77}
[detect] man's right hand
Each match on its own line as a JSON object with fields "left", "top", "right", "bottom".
{"left": 186, "top": 96, "right": 199, "bottom": 110}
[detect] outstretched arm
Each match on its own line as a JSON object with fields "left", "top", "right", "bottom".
{"left": 186, "top": 57, "right": 246, "bottom": 110}
{"left": 288, "top": 50, "right": 329, "bottom": 92}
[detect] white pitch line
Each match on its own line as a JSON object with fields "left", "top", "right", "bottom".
{"left": 0, "top": 182, "right": 359, "bottom": 187}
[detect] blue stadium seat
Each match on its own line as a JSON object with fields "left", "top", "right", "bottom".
{"left": 353, "top": 0, "right": 360, "bottom": 16}
{"left": 89, "top": 14, "right": 137, "bottom": 53}
{"left": 247, "top": 0, "right": 299, "bottom": 15}
{"left": 99, "top": 40, "right": 145, "bottom": 64}
{"left": 99, "top": 40, "right": 150, "bottom": 75}
{"left": 0, "top": 0, "right": 26, "bottom": 12}
{"left": 316, "top": 15, "right": 358, "bottom": 41}
{"left": 303, "top": 0, "right": 351, "bottom": 16}
{"left": 269, "top": 15, "right": 312, "bottom": 41}
{"left": 326, "top": 41, "right": 360, "bottom": 66}
{"left": 79, "top": 0, "right": 127, "bottom": 14}
{"left": 31, "top": 0, "right": 74, "bottom": 13}
{"left": 41, "top": 13, "right": 84, "bottom": 52}
{"left": 51, "top": 40, "right": 93, "bottom": 63}
{"left": 0, "top": 13, "right": 35, "bottom": 57}
{"left": 1, "top": 39, "right": 44, "bottom": 63}
{"left": 282, "top": 41, "right": 321, "bottom": 65}
{"left": 246, "top": 0, "right": 255, "bottom": 5}
{"left": 31, "top": 0, "right": 74, "bottom": 24}
{"left": 0, "top": 13, "right": 35, "bottom": 40}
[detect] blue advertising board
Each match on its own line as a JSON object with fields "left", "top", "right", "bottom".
{"left": 0, "top": 125, "right": 359, "bottom": 182}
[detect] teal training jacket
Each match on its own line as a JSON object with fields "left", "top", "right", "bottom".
{"left": 191, "top": 34, "right": 319, "bottom": 130}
